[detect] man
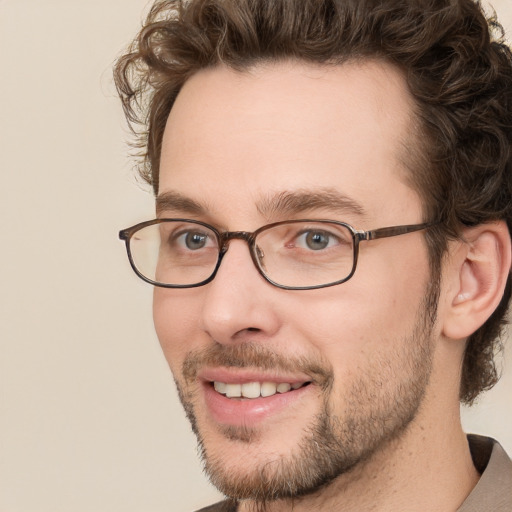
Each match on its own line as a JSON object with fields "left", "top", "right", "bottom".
{"left": 115, "top": 0, "right": 512, "bottom": 510}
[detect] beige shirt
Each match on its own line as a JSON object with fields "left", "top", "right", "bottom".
{"left": 198, "top": 435, "right": 512, "bottom": 512}
{"left": 457, "top": 435, "right": 512, "bottom": 511}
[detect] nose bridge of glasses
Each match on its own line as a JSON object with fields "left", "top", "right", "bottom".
{"left": 217, "top": 231, "right": 259, "bottom": 272}
{"left": 219, "top": 231, "right": 256, "bottom": 248}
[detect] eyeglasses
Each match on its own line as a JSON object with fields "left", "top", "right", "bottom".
{"left": 119, "top": 218, "right": 435, "bottom": 290}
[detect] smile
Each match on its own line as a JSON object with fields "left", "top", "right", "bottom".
{"left": 198, "top": 369, "right": 316, "bottom": 426}
{"left": 213, "top": 381, "right": 309, "bottom": 399}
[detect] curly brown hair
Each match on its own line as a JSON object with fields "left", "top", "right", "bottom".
{"left": 114, "top": 0, "right": 512, "bottom": 404}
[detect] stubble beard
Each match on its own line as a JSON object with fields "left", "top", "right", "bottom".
{"left": 174, "top": 281, "right": 438, "bottom": 507}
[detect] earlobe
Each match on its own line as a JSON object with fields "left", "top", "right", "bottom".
{"left": 442, "top": 221, "right": 511, "bottom": 340}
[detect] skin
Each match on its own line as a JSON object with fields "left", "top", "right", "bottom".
{"left": 153, "top": 61, "right": 481, "bottom": 511}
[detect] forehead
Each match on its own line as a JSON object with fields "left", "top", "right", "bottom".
{"left": 159, "top": 60, "right": 421, "bottom": 225}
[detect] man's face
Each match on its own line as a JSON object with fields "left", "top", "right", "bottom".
{"left": 153, "top": 61, "right": 438, "bottom": 500}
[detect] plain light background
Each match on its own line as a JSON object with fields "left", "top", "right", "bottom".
{"left": 0, "top": 1, "right": 511, "bottom": 511}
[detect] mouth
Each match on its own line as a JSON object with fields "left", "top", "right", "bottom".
{"left": 197, "top": 369, "right": 315, "bottom": 427}
{"left": 212, "top": 380, "right": 311, "bottom": 399}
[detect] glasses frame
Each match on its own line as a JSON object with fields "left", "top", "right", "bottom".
{"left": 119, "top": 218, "right": 435, "bottom": 290}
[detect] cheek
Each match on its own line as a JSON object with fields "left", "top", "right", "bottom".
{"left": 287, "top": 266, "right": 429, "bottom": 364}
{"left": 153, "top": 288, "right": 202, "bottom": 370}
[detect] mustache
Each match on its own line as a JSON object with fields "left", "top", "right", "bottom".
{"left": 182, "top": 342, "right": 333, "bottom": 390}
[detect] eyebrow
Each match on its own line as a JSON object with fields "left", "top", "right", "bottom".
{"left": 256, "top": 188, "right": 368, "bottom": 220}
{"left": 156, "top": 191, "right": 207, "bottom": 216}
{"left": 155, "top": 188, "right": 367, "bottom": 220}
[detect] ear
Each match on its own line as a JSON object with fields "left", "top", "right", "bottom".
{"left": 441, "top": 221, "right": 511, "bottom": 340}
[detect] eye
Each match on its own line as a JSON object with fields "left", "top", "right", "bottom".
{"left": 295, "top": 230, "right": 338, "bottom": 251}
{"left": 176, "top": 230, "right": 214, "bottom": 250}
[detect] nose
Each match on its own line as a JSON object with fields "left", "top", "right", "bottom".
{"left": 200, "top": 240, "right": 281, "bottom": 344}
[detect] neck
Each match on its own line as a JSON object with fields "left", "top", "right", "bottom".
{"left": 238, "top": 407, "right": 479, "bottom": 512}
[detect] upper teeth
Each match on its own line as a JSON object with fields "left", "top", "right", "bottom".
{"left": 214, "top": 381, "right": 304, "bottom": 398}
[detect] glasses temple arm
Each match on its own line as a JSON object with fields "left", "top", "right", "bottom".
{"left": 362, "top": 222, "right": 436, "bottom": 241}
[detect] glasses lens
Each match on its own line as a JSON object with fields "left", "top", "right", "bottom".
{"left": 255, "top": 221, "right": 355, "bottom": 288}
{"left": 129, "top": 221, "right": 219, "bottom": 286}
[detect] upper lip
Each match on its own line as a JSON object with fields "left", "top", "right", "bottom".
{"left": 198, "top": 367, "right": 312, "bottom": 385}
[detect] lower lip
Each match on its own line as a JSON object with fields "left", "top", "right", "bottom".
{"left": 202, "top": 382, "right": 312, "bottom": 426}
